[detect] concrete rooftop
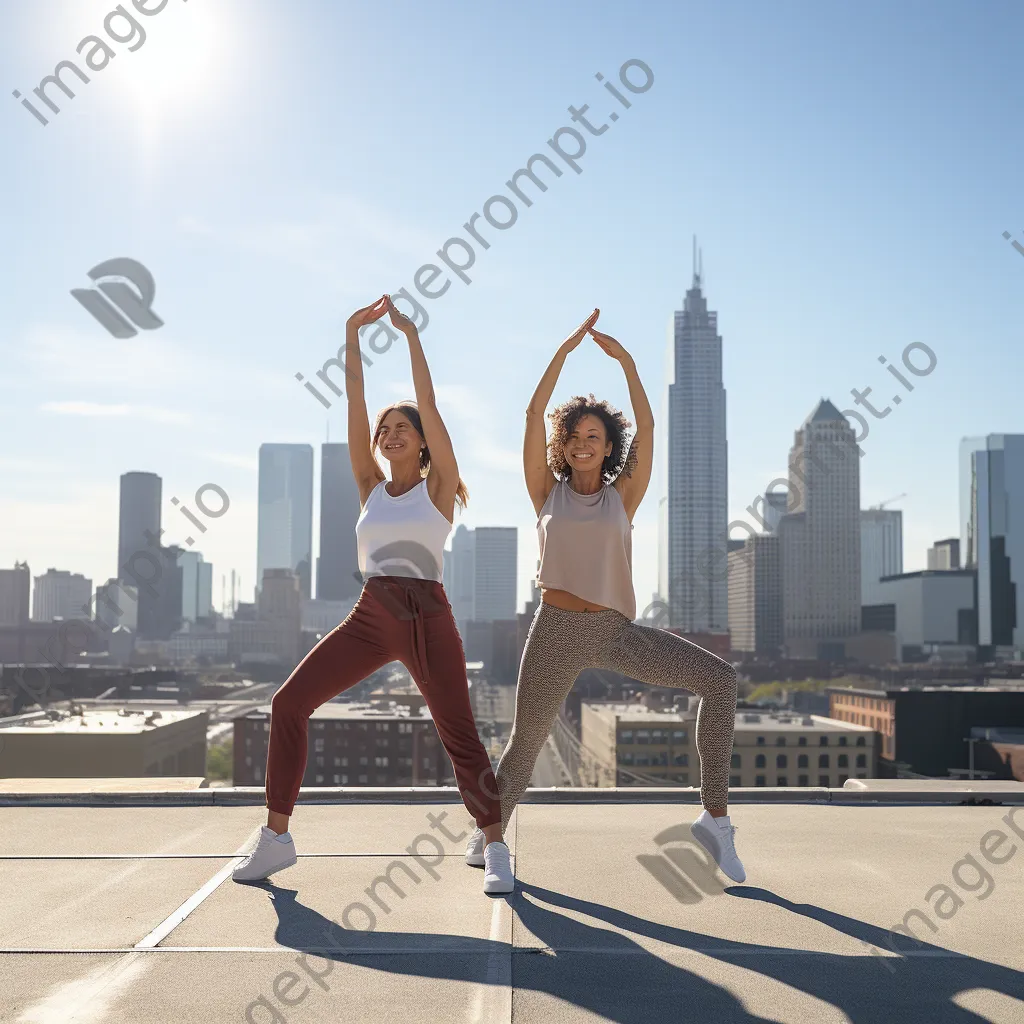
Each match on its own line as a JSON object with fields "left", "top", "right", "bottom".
{"left": 1, "top": 782, "right": 1023, "bottom": 1023}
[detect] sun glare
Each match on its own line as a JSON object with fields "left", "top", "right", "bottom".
{"left": 116, "top": 0, "right": 226, "bottom": 108}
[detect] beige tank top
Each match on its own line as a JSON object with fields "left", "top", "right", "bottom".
{"left": 536, "top": 478, "right": 636, "bottom": 620}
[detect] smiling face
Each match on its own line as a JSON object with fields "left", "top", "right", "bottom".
{"left": 375, "top": 409, "right": 424, "bottom": 465}
{"left": 564, "top": 413, "right": 613, "bottom": 476}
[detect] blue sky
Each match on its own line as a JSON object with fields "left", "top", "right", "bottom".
{"left": 2, "top": 0, "right": 1023, "bottom": 615}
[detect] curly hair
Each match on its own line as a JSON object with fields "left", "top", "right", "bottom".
{"left": 546, "top": 393, "right": 636, "bottom": 483}
{"left": 371, "top": 401, "right": 469, "bottom": 510}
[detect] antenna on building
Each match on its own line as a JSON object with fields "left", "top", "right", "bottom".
{"left": 692, "top": 234, "right": 699, "bottom": 287}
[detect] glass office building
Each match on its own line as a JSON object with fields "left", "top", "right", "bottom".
{"left": 960, "top": 434, "right": 1024, "bottom": 651}
{"left": 256, "top": 444, "right": 314, "bottom": 600}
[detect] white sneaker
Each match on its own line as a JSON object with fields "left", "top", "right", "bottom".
{"left": 465, "top": 828, "right": 485, "bottom": 866}
{"left": 690, "top": 809, "right": 746, "bottom": 883}
{"left": 483, "top": 840, "right": 514, "bottom": 894}
{"left": 232, "top": 826, "right": 297, "bottom": 882}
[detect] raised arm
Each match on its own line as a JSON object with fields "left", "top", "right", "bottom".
{"left": 384, "top": 296, "right": 460, "bottom": 518}
{"left": 345, "top": 297, "right": 389, "bottom": 506}
{"left": 589, "top": 326, "right": 655, "bottom": 521}
{"left": 525, "top": 309, "right": 600, "bottom": 516}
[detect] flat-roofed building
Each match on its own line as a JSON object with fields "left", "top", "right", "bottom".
{"left": 233, "top": 700, "right": 453, "bottom": 788}
{"left": 0, "top": 705, "right": 207, "bottom": 778}
{"left": 580, "top": 703, "right": 875, "bottom": 789}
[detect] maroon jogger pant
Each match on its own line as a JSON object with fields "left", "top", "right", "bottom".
{"left": 265, "top": 575, "right": 501, "bottom": 828}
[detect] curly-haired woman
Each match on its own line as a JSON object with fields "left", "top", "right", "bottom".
{"left": 479, "top": 308, "right": 743, "bottom": 887}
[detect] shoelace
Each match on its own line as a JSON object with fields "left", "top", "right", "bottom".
{"left": 718, "top": 824, "right": 738, "bottom": 855}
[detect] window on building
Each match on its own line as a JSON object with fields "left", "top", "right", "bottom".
{"left": 798, "top": 737, "right": 807, "bottom": 746}
{"left": 731, "top": 753, "right": 741, "bottom": 769}
{"left": 838, "top": 736, "right": 848, "bottom": 747}
{"left": 359, "top": 756, "right": 368, "bottom": 766}
{"left": 838, "top": 754, "right": 848, "bottom": 768}
{"left": 341, "top": 774, "right": 349, "bottom": 784}
{"left": 315, "top": 774, "right": 324, "bottom": 783}
{"left": 672, "top": 730, "right": 687, "bottom": 742}
{"left": 818, "top": 774, "right": 829, "bottom": 786}
{"left": 856, "top": 773, "right": 866, "bottom": 779}
{"left": 798, "top": 774, "right": 809, "bottom": 786}
{"left": 316, "top": 756, "right": 324, "bottom": 768}
{"left": 798, "top": 754, "right": 809, "bottom": 768}
{"left": 358, "top": 774, "right": 368, "bottom": 783}
{"left": 619, "top": 752, "right": 635, "bottom": 765}
{"left": 856, "top": 736, "right": 866, "bottom": 746}
{"left": 422, "top": 757, "right": 431, "bottom": 769}
{"left": 673, "top": 753, "right": 688, "bottom": 766}
{"left": 651, "top": 730, "right": 664, "bottom": 743}
{"left": 756, "top": 736, "right": 766, "bottom": 746}
{"left": 621, "top": 730, "right": 633, "bottom": 743}
{"left": 776, "top": 754, "right": 788, "bottom": 768}
{"left": 636, "top": 730, "right": 650, "bottom": 744}
{"left": 776, "top": 736, "right": 786, "bottom": 746}
{"left": 333, "top": 757, "right": 341, "bottom": 767}
{"left": 755, "top": 754, "right": 766, "bottom": 768}
{"left": 856, "top": 754, "right": 867, "bottom": 767}
{"left": 332, "top": 774, "right": 340, "bottom": 784}
{"left": 314, "top": 738, "right": 325, "bottom": 752}
{"left": 838, "top": 774, "right": 849, "bottom": 785}
{"left": 755, "top": 775, "right": 766, "bottom": 786}
{"left": 777, "top": 776, "right": 788, "bottom": 787}
{"left": 820, "top": 736, "right": 829, "bottom": 746}
{"left": 819, "top": 754, "right": 829, "bottom": 768}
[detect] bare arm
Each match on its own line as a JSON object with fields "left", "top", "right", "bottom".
{"left": 345, "top": 298, "right": 389, "bottom": 506}
{"left": 384, "top": 297, "right": 459, "bottom": 519}
{"left": 590, "top": 327, "right": 655, "bottom": 521}
{"left": 525, "top": 309, "right": 600, "bottom": 516}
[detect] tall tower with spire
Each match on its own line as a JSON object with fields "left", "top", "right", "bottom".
{"left": 659, "top": 239, "right": 729, "bottom": 633}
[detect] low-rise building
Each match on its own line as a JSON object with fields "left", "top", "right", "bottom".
{"left": 579, "top": 702, "right": 875, "bottom": 789}
{"left": 233, "top": 700, "right": 453, "bottom": 788}
{"left": 0, "top": 705, "right": 207, "bottom": 778}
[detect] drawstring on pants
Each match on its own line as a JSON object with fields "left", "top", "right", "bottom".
{"left": 404, "top": 587, "right": 431, "bottom": 685}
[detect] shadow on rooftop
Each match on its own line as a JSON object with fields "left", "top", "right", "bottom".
{"left": 252, "top": 880, "right": 1024, "bottom": 1023}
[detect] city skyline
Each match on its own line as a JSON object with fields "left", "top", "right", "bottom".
{"left": 3, "top": 0, "right": 1022, "bottom": 619}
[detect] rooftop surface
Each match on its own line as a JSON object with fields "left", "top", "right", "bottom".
{"left": 1, "top": 782, "right": 1023, "bottom": 1023}
{"left": 0, "top": 707, "right": 204, "bottom": 735}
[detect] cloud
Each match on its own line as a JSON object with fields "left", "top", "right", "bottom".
{"left": 206, "top": 452, "right": 259, "bottom": 471}
{"left": 40, "top": 402, "right": 191, "bottom": 425}
{"left": 175, "top": 192, "right": 440, "bottom": 289}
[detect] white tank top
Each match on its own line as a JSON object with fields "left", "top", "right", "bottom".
{"left": 355, "top": 478, "right": 452, "bottom": 583}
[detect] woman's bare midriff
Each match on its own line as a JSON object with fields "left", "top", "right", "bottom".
{"left": 540, "top": 587, "right": 610, "bottom": 613}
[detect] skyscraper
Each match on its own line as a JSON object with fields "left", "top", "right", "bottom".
{"left": 663, "top": 242, "right": 728, "bottom": 632}
{"left": 860, "top": 509, "right": 903, "bottom": 605}
{"left": 443, "top": 525, "right": 517, "bottom": 637}
{"left": 117, "top": 472, "right": 161, "bottom": 572}
{"left": 116, "top": 472, "right": 162, "bottom": 638}
{"left": 473, "top": 527, "right": 517, "bottom": 622}
{"left": 317, "top": 443, "right": 361, "bottom": 601}
{"left": 961, "top": 434, "right": 1024, "bottom": 652}
{"left": 178, "top": 551, "right": 213, "bottom": 623}
{"left": 257, "top": 444, "right": 314, "bottom": 600}
{"left": 780, "top": 399, "right": 862, "bottom": 657}
{"left": 31, "top": 569, "right": 93, "bottom": 622}
{"left": 444, "top": 524, "right": 476, "bottom": 637}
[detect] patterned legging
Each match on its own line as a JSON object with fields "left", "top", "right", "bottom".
{"left": 494, "top": 602, "right": 738, "bottom": 832}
